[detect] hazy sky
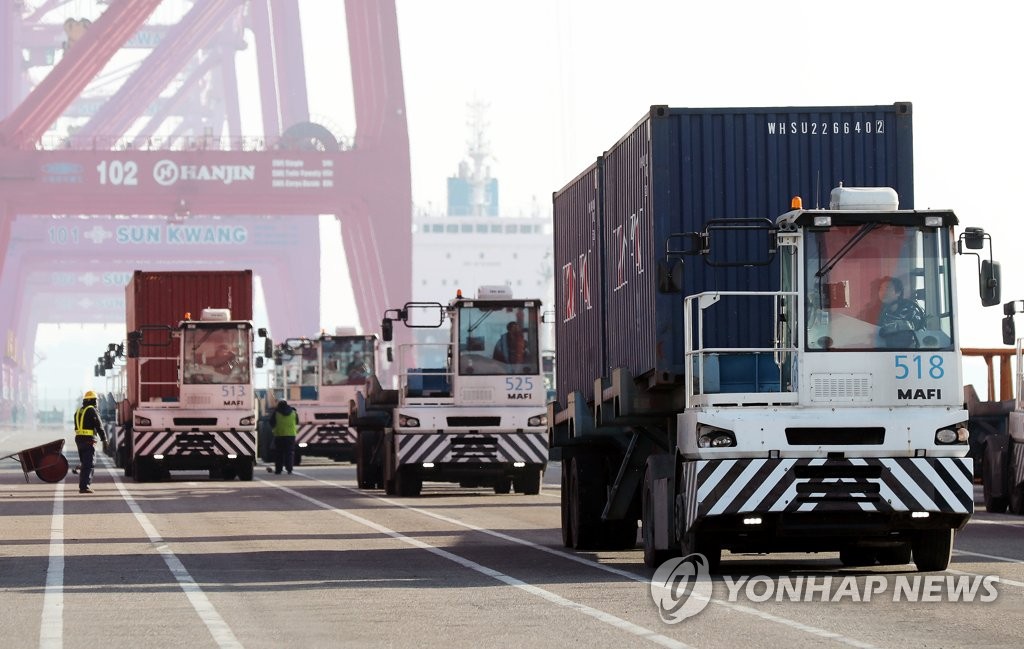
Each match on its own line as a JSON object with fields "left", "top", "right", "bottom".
{"left": 31, "top": 0, "right": 1022, "bottom": 407}
{"left": 335, "top": 0, "right": 1021, "bottom": 381}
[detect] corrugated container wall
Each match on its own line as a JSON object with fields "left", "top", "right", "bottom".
{"left": 126, "top": 270, "right": 254, "bottom": 405}
{"left": 552, "top": 161, "right": 605, "bottom": 408}
{"left": 558, "top": 103, "right": 914, "bottom": 398}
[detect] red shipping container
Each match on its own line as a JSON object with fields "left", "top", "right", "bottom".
{"left": 125, "top": 270, "right": 254, "bottom": 405}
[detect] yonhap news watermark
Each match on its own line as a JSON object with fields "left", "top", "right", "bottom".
{"left": 650, "top": 553, "right": 1000, "bottom": 624}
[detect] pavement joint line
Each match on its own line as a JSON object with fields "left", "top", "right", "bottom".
{"left": 280, "top": 472, "right": 879, "bottom": 649}
{"left": 259, "top": 475, "right": 693, "bottom": 649}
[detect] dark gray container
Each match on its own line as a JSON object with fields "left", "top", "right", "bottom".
{"left": 552, "top": 160, "right": 605, "bottom": 407}
{"left": 554, "top": 103, "right": 914, "bottom": 405}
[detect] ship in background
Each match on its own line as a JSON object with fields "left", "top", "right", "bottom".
{"left": 411, "top": 103, "right": 555, "bottom": 395}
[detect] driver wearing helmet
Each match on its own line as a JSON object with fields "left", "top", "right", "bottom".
{"left": 74, "top": 390, "right": 107, "bottom": 494}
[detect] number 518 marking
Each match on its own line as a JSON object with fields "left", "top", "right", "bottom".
{"left": 895, "top": 354, "right": 944, "bottom": 380}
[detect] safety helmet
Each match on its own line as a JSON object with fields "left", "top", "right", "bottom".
{"left": 84, "top": 390, "right": 98, "bottom": 400}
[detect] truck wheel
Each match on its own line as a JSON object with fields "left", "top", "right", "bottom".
{"left": 356, "top": 430, "right": 383, "bottom": 489}
{"left": 493, "top": 478, "right": 512, "bottom": 494}
{"left": 1009, "top": 483, "right": 1024, "bottom": 515}
{"left": 513, "top": 469, "right": 542, "bottom": 495}
{"left": 912, "top": 529, "right": 953, "bottom": 571}
{"left": 643, "top": 464, "right": 676, "bottom": 568}
{"left": 132, "top": 459, "right": 149, "bottom": 483}
{"left": 876, "top": 543, "right": 912, "bottom": 565}
{"left": 560, "top": 461, "right": 573, "bottom": 547}
{"left": 568, "top": 452, "right": 605, "bottom": 550}
{"left": 396, "top": 467, "right": 422, "bottom": 497}
{"left": 237, "top": 461, "right": 254, "bottom": 482}
{"left": 983, "top": 440, "right": 1007, "bottom": 509}
{"left": 293, "top": 452, "right": 303, "bottom": 466}
{"left": 679, "top": 532, "right": 721, "bottom": 573}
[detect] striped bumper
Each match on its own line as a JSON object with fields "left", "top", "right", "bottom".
{"left": 296, "top": 423, "right": 356, "bottom": 448}
{"left": 680, "top": 457, "right": 973, "bottom": 533}
{"left": 395, "top": 432, "right": 548, "bottom": 466}
{"left": 133, "top": 430, "right": 256, "bottom": 458}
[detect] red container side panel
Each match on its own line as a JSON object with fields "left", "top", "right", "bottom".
{"left": 125, "top": 270, "right": 254, "bottom": 406}
{"left": 552, "top": 161, "right": 604, "bottom": 409}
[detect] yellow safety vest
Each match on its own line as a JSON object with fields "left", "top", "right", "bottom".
{"left": 75, "top": 405, "right": 98, "bottom": 436}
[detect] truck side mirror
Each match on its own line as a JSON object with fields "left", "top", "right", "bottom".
{"left": 980, "top": 260, "right": 1001, "bottom": 307}
{"left": 258, "top": 327, "right": 268, "bottom": 337}
{"left": 962, "top": 226, "right": 986, "bottom": 250}
{"left": 1002, "top": 315, "right": 1016, "bottom": 346}
{"left": 386, "top": 346, "right": 394, "bottom": 363}
{"left": 255, "top": 357, "right": 264, "bottom": 369}
{"left": 264, "top": 338, "right": 274, "bottom": 356}
{"left": 382, "top": 319, "right": 393, "bottom": 342}
{"left": 127, "top": 331, "right": 142, "bottom": 358}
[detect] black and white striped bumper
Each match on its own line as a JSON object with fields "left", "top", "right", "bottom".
{"left": 680, "top": 457, "right": 973, "bottom": 533}
{"left": 133, "top": 430, "right": 256, "bottom": 458}
{"left": 296, "top": 423, "right": 356, "bottom": 448}
{"left": 395, "top": 431, "right": 548, "bottom": 466}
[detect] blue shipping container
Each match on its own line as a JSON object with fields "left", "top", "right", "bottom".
{"left": 554, "top": 103, "right": 914, "bottom": 404}
{"left": 553, "top": 160, "right": 605, "bottom": 407}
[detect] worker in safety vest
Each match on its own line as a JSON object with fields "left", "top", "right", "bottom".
{"left": 269, "top": 400, "right": 298, "bottom": 475}
{"left": 74, "top": 390, "right": 107, "bottom": 493}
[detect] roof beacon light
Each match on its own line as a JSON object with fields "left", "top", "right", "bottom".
{"left": 791, "top": 196, "right": 803, "bottom": 210}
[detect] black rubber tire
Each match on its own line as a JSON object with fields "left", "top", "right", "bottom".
{"left": 912, "top": 529, "right": 954, "bottom": 572}
{"left": 395, "top": 467, "right": 422, "bottom": 497}
{"left": 982, "top": 453, "right": 1008, "bottom": 513}
{"left": 1009, "top": 482, "right": 1024, "bottom": 515}
{"left": 237, "top": 461, "right": 254, "bottom": 482}
{"left": 568, "top": 452, "right": 606, "bottom": 550}
{"left": 513, "top": 469, "right": 542, "bottom": 495}
{"left": 560, "top": 461, "right": 573, "bottom": 548}
{"left": 493, "top": 478, "right": 512, "bottom": 494}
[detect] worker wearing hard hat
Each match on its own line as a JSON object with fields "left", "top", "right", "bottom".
{"left": 74, "top": 390, "right": 107, "bottom": 494}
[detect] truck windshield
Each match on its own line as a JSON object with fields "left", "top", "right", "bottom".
{"left": 182, "top": 324, "right": 252, "bottom": 384}
{"left": 322, "top": 337, "right": 376, "bottom": 386}
{"left": 458, "top": 304, "right": 540, "bottom": 376}
{"left": 804, "top": 224, "right": 953, "bottom": 351}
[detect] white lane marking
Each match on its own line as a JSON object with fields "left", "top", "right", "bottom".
{"left": 101, "top": 459, "right": 243, "bottom": 649}
{"left": 954, "top": 548, "right": 1024, "bottom": 565}
{"left": 967, "top": 517, "right": 1024, "bottom": 529}
{"left": 261, "top": 478, "right": 692, "bottom": 649}
{"left": 949, "top": 549, "right": 1024, "bottom": 588}
{"left": 40, "top": 480, "right": 65, "bottom": 649}
{"left": 289, "top": 473, "right": 878, "bottom": 649}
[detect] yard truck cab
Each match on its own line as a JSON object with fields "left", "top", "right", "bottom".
{"left": 124, "top": 306, "right": 271, "bottom": 481}
{"left": 259, "top": 328, "right": 378, "bottom": 464}
{"left": 353, "top": 286, "right": 548, "bottom": 496}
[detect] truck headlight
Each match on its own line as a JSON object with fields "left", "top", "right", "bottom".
{"left": 240, "top": 415, "right": 256, "bottom": 426}
{"left": 935, "top": 426, "right": 969, "bottom": 445}
{"left": 697, "top": 426, "right": 736, "bottom": 448}
{"left": 134, "top": 415, "right": 151, "bottom": 426}
{"left": 399, "top": 415, "right": 420, "bottom": 427}
{"left": 528, "top": 414, "right": 547, "bottom": 427}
